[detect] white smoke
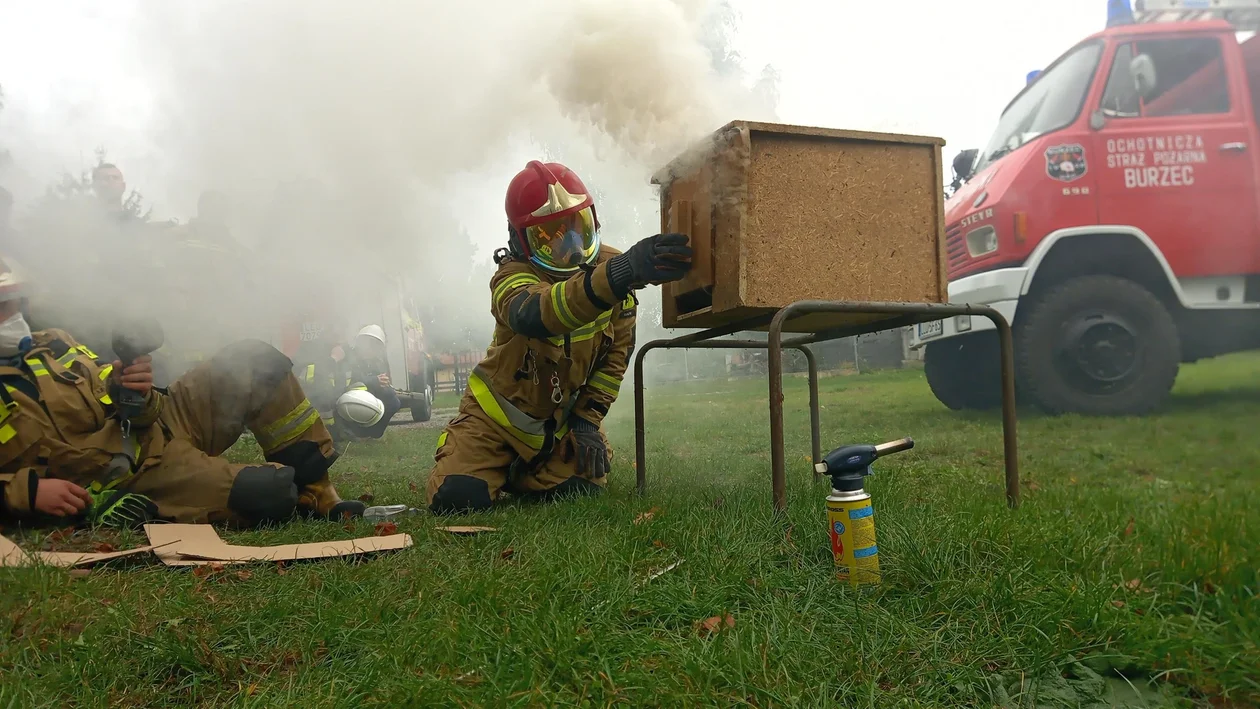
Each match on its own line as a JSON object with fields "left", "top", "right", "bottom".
{"left": 0, "top": 0, "right": 777, "bottom": 364}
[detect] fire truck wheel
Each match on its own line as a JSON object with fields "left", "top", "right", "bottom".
{"left": 924, "top": 332, "right": 1002, "bottom": 410}
{"left": 1016, "top": 275, "right": 1179, "bottom": 416}
{"left": 408, "top": 368, "right": 434, "bottom": 423}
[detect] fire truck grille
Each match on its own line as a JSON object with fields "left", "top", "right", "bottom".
{"left": 945, "top": 224, "right": 967, "bottom": 272}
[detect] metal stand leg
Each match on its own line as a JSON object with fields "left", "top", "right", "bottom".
{"left": 799, "top": 345, "right": 822, "bottom": 476}
{"left": 767, "top": 307, "right": 791, "bottom": 513}
{"left": 633, "top": 340, "right": 662, "bottom": 498}
{"left": 987, "top": 314, "right": 1020, "bottom": 508}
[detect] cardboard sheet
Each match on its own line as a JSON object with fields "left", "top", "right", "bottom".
{"left": 144, "top": 523, "right": 412, "bottom": 566}
{"left": 1, "top": 533, "right": 163, "bottom": 568}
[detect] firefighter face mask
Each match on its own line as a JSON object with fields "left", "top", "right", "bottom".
{"left": 0, "top": 310, "right": 32, "bottom": 357}
{"left": 525, "top": 206, "right": 599, "bottom": 274}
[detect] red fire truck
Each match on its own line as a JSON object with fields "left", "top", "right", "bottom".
{"left": 913, "top": 0, "right": 1260, "bottom": 415}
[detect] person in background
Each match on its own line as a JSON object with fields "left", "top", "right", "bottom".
{"left": 91, "top": 163, "right": 128, "bottom": 219}
{"left": 341, "top": 325, "right": 401, "bottom": 439}
{"left": 295, "top": 324, "right": 400, "bottom": 445}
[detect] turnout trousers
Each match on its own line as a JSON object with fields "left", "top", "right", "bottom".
{"left": 424, "top": 396, "right": 610, "bottom": 514}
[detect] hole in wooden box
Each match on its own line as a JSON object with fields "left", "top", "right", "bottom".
{"left": 675, "top": 285, "right": 714, "bottom": 316}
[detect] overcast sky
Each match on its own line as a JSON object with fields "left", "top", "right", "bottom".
{"left": 0, "top": 0, "right": 1107, "bottom": 256}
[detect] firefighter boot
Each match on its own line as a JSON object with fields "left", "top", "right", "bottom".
{"left": 297, "top": 474, "right": 365, "bottom": 520}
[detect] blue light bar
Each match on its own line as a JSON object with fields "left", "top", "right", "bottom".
{"left": 1107, "top": 0, "right": 1135, "bottom": 27}
{"left": 1026, "top": 70, "right": 1042, "bottom": 85}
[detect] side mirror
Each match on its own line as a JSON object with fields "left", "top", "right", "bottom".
{"left": 1089, "top": 109, "right": 1108, "bottom": 131}
{"left": 1130, "top": 53, "right": 1158, "bottom": 99}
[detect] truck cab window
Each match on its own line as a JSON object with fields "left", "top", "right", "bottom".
{"left": 1100, "top": 37, "right": 1230, "bottom": 118}
{"left": 973, "top": 41, "right": 1103, "bottom": 173}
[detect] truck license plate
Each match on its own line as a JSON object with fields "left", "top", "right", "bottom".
{"left": 917, "top": 320, "right": 944, "bottom": 340}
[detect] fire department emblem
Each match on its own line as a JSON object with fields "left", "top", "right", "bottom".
{"left": 1046, "top": 144, "right": 1087, "bottom": 183}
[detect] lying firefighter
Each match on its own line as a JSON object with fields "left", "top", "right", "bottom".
{"left": 425, "top": 160, "right": 692, "bottom": 514}
{"left": 296, "top": 324, "right": 401, "bottom": 445}
{"left": 0, "top": 255, "right": 365, "bottom": 528}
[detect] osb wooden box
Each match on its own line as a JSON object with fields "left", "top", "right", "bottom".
{"left": 652, "top": 120, "right": 948, "bottom": 333}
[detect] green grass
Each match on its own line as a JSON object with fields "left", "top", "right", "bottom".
{"left": 3, "top": 354, "right": 1259, "bottom": 707}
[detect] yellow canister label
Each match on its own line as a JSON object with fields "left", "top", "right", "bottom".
{"left": 827, "top": 496, "right": 880, "bottom": 586}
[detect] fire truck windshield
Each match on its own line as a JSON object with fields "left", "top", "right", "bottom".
{"left": 974, "top": 40, "right": 1104, "bottom": 173}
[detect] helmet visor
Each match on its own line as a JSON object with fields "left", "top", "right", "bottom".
{"left": 525, "top": 207, "right": 598, "bottom": 273}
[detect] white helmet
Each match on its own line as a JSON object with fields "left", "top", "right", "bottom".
{"left": 357, "top": 324, "right": 385, "bottom": 344}
{"left": 336, "top": 388, "right": 385, "bottom": 426}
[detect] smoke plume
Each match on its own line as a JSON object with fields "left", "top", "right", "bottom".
{"left": 0, "top": 0, "right": 777, "bottom": 374}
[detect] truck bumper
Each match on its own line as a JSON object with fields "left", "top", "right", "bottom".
{"left": 909, "top": 267, "right": 1026, "bottom": 349}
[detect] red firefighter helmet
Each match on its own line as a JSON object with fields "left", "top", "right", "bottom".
{"left": 505, "top": 160, "right": 602, "bottom": 275}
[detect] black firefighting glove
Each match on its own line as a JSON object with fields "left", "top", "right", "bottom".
{"left": 570, "top": 417, "right": 609, "bottom": 479}
{"left": 607, "top": 232, "right": 693, "bottom": 296}
{"left": 87, "top": 490, "right": 159, "bottom": 529}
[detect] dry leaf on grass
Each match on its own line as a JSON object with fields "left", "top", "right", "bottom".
{"left": 633, "top": 508, "right": 660, "bottom": 525}
{"left": 408, "top": 481, "right": 419, "bottom": 493}
{"left": 93, "top": 542, "right": 118, "bottom": 553}
{"left": 1111, "top": 600, "right": 1126, "bottom": 609}
{"left": 192, "top": 563, "right": 225, "bottom": 579}
{"left": 234, "top": 570, "right": 253, "bottom": 581}
{"left": 358, "top": 493, "right": 375, "bottom": 504}
{"left": 784, "top": 525, "right": 795, "bottom": 546}
{"left": 1122, "top": 517, "right": 1136, "bottom": 538}
{"left": 1024, "top": 481, "right": 1042, "bottom": 491}
{"left": 374, "top": 522, "right": 398, "bottom": 536}
{"left": 275, "top": 562, "right": 289, "bottom": 576}
{"left": 437, "top": 526, "right": 497, "bottom": 535}
{"left": 499, "top": 548, "right": 515, "bottom": 560}
{"left": 1125, "top": 578, "right": 1142, "bottom": 592}
{"left": 1203, "top": 581, "right": 1217, "bottom": 595}
{"left": 69, "top": 569, "right": 92, "bottom": 579}
{"left": 652, "top": 539, "right": 667, "bottom": 549}
{"left": 696, "top": 614, "right": 735, "bottom": 637}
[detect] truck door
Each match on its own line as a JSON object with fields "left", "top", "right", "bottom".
{"left": 1091, "top": 34, "right": 1259, "bottom": 280}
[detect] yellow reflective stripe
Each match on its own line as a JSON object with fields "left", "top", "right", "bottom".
{"left": 303, "top": 364, "right": 316, "bottom": 381}
{"left": 99, "top": 365, "right": 113, "bottom": 380}
{"left": 1, "top": 385, "right": 16, "bottom": 425}
{"left": 57, "top": 352, "right": 78, "bottom": 368}
{"left": 24, "top": 359, "right": 49, "bottom": 377}
{"left": 350, "top": 384, "right": 368, "bottom": 391}
{"left": 436, "top": 431, "right": 448, "bottom": 449}
{"left": 622, "top": 293, "right": 635, "bottom": 310}
{"left": 256, "top": 399, "right": 320, "bottom": 452}
{"left": 100, "top": 393, "right": 113, "bottom": 406}
{"left": 549, "top": 282, "right": 581, "bottom": 330}
{"left": 467, "top": 369, "right": 546, "bottom": 449}
{"left": 0, "top": 385, "right": 13, "bottom": 437}
{"left": 493, "top": 273, "right": 541, "bottom": 305}
{"left": 547, "top": 309, "right": 613, "bottom": 346}
{"left": 75, "top": 344, "right": 99, "bottom": 360}
{"left": 587, "top": 371, "right": 622, "bottom": 397}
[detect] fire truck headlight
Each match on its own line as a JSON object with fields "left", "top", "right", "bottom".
{"left": 965, "top": 225, "right": 999, "bottom": 257}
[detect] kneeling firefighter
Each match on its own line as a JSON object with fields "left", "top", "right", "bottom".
{"left": 0, "top": 254, "right": 365, "bottom": 527}
{"left": 425, "top": 160, "right": 692, "bottom": 514}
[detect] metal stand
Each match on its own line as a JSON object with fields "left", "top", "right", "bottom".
{"left": 633, "top": 300, "right": 1020, "bottom": 512}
